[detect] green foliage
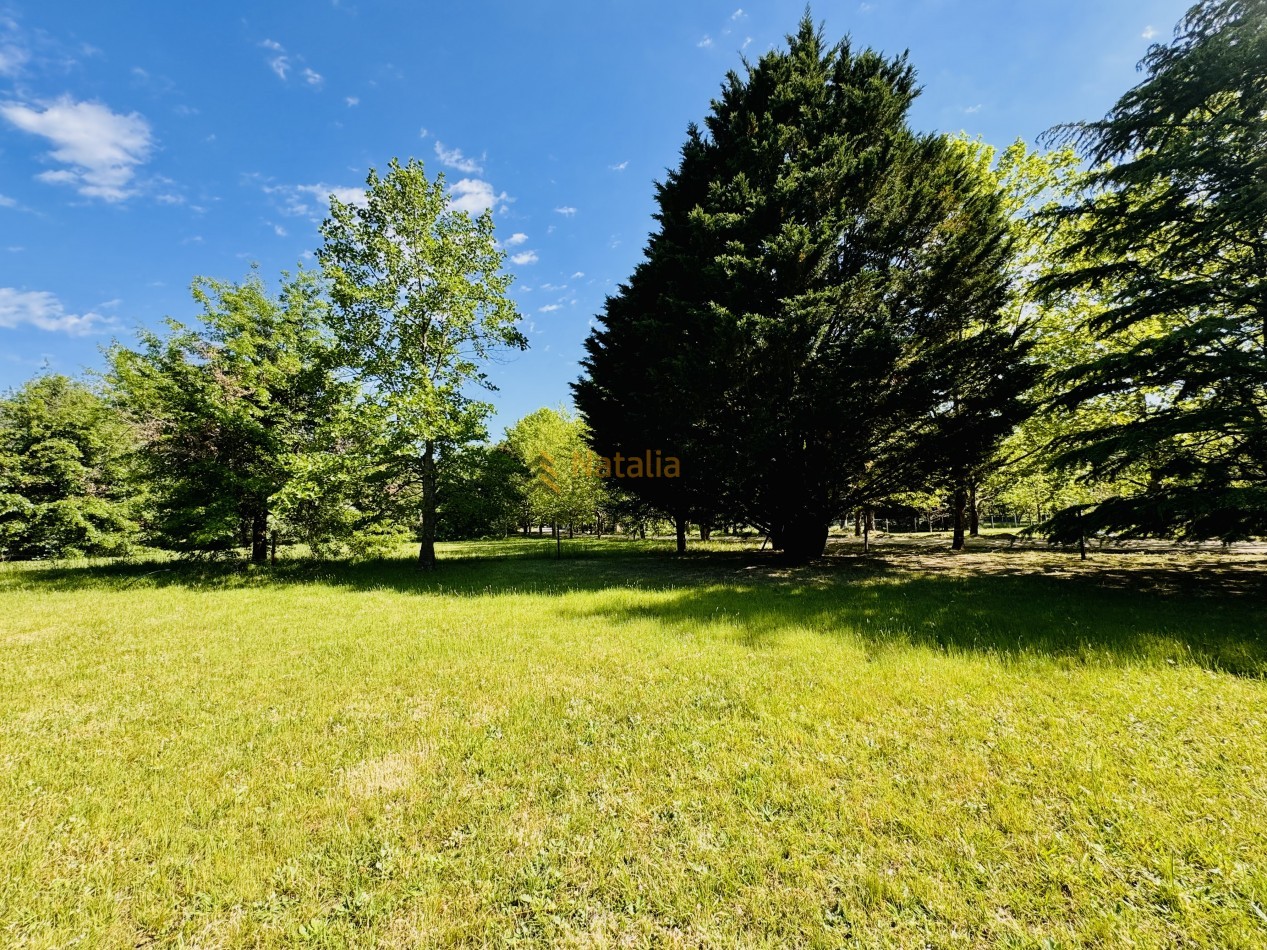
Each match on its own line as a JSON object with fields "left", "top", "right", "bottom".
{"left": 317, "top": 158, "right": 525, "bottom": 567}
{"left": 436, "top": 443, "right": 528, "bottom": 540}
{"left": 1038, "top": 0, "right": 1267, "bottom": 541}
{"left": 108, "top": 270, "right": 347, "bottom": 561}
{"left": 505, "top": 406, "right": 608, "bottom": 531}
{"left": 0, "top": 374, "right": 138, "bottom": 559}
{"left": 578, "top": 16, "right": 1032, "bottom": 559}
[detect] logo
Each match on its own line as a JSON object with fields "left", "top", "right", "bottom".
{"left": 532, "top": 451, "right": 560, "bottom": 494}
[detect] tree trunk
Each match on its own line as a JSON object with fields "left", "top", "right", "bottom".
{"left": 674, "top": 513, "right": 687, "bottom": 554}
{"left": 951, "top": 485, "right": 967, "bottom": 551}
{"left": 968, "top": 483, "right": 980, "bottom": 537}
{"left": 854, "top": 510, "right": 862, "bottom": 536}
{"left": 418, "top": 439, "right": 438, "bottom": 570}
{"left": 250, "top": 509, "right": 269, "bottom": 564}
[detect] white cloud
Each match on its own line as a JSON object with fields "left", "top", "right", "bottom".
{"left": 418, "top": 127, "right": 429, "bottom": 138}
{"left": 555, "top": 205, "right": 577, "bottom": 217}
{"left": 731, "top": 8, "right": 746, "bottom": 20}
{"left": 345, "top": 96, "right": 359, "bottom": 107}
{"left": 511, "top": 250, "right": 538, "bottom": 265}
{"left": 0, "top": 193, "right": 15, "bottom": 207}
{"left": 434, "top": 140, "right": 483, "bottom": 174}
{"left": 0, "top": 42, "right": 29, "bottom": 77}
{"left": 0, "top": 96, "right": 153, "bottom": 202}
{"left": 264, "top": 181, "right": 367, "bottom": 219}
{"left": 538, "top": 304, "right": 561, "bottom": 313}
{"left": 571, "top": 271, "right": 585, "bottom": 279}
{"left": 742, "top": 36, "right": 753, "bottom": 49}
{"left": 261, "top": 39, "right": 322, "bottom": 87}
{"left": 609, "top": 160, "right": 628, "bottom": 171}
{"left": 0, "top": 288, "right": 116, "bottom": 334}
{"left": 506, "top": 232, "right": 529, "bottom": 247}
{"left": 448, "top": 178, "right": 509, "bottom": 215}
{"left": 964, "top": 103, "right": 982, "bottom": 114}
{"left": 272, "top": 223, "right": 287, "bottom": 237}
{"left": 697, "top": 35, "right": 714, "bottom": 48}
{"left": 1142, "top": 25, "right": 1158, "bottom": 40}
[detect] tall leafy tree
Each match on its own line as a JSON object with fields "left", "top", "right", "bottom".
{"left": 0, "top": 374, "right": 138, "bottom": 559}
{"left": 505, "top": 406, "right": 608, "bottom": 536}
{"left": 109, "top": 270, "right": 345, "bottom": 562}
{"left": 318, "top": 158, "right": 525, "bottom": 569}
{"left": 1038, "top": 0, "right": 1267, "bottom": 541}
{"left": 578, "top": 16, "right": 1030, "bottom": 560}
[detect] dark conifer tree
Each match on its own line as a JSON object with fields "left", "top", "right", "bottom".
{"left": 578, "top": 16, "right": 1029, "bottom": 559}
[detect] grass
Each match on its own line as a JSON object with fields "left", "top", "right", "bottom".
{"left": 2, "top": 533, "right": 1266, "bottom": 947}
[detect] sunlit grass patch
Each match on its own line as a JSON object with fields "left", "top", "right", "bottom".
{"left": 1, "top": 538, "right": 1265, "bottom": 946}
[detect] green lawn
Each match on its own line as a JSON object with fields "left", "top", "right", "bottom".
{"left": 2, "top": 536, "right": 1266, "bottom": 947}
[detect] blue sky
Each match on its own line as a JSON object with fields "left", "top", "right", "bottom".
{"left": 1, "top": 0, "right": 1191, "bottom": 437}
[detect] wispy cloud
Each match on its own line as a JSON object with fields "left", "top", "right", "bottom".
{"left": 0, "top": 13, "right": 32, "bottom": 77}
{"left": 505, "top": 232, "right": 529, "bottom": 247}
{"left": 538, "top": 303, "right": 561, "bottom": 313}
{"left": 609, "top": 160, "right": 628, "bottom": 171}
{"left": 345, "top": 96, "right": 359, "bottom": 107}
{"left": 510, "top": 250, "right": 538, "bottom": 266}
{"left": 731, "top": 8, "right": 746, "bottom": 20}
{"left": 0, "top": 194, "right": 16, "bottom": 208}
{"left": 0, "top": 287, "right": 116, "bottom": 334}
{"left": 555, "top": 205, "right": 577, "bottom": 217}
{"left": 963, "top": 103, "right": 982, "bottom": 114}
{"left": 1142, "top": 25, "right": 1158, "bottom": 40}
{"left": 264, "top": 181, "right": 367, "bottom": 219}
{"left": 434, "top": 140, "right": 483, "bottom": 174}
{"left": 697, "top": 35, "right": 714, "bottom": 49}
{"left": 260, "top": 39, "right": 322, "bottom": 87}
{"left": 0, "top": 96, "right": 153, "bottom": 202}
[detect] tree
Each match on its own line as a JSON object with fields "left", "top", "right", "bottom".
{"left": 436, "top": 443, "right": 527, "bottom": 540}
{"left": 575, "top": 126, "right": 733, "bottom": 554}
{"left": 966, "top": 141, "right": 1142, "bottom": 537}
{"left": 318, "top": 158, "right": 525, "bottom": 569}
{"left": 109, "top": 270, "right": 346, "bottom": 562}
{"left": 578, "top": 16, "right": 1030, "bottom": 560}
{"left": 505, "top": 406, "right": 608, "bottom": 537}
{"left": 0, "top": 374, "right": 137, "bottom": 559}
{"left": 1038, "top": 0, "right": 1267, "bottom": 542}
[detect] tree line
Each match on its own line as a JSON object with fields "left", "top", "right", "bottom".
{"left": 2, "top": 0, "right": 1263, "bottom": 564}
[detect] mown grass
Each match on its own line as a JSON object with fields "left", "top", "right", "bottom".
{"left": 1, "top": 535, "right": 1266, "bottom": 947}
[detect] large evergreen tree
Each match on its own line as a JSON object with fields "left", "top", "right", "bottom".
{"left": 109, "top": 270, "right": 346, "bottom": 562}
{"left": 1039, "top": 0, "right": 1267, "bottom": 542}
{"left": 0, "top": 374, "right": 138, "bottom": 559}
{"left": 577, "top": 17, "right": 1030, "bottom": 559}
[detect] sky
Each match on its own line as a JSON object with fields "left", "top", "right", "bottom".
{"left": 1, "top": 0, "right": 1192, "bottom": 437}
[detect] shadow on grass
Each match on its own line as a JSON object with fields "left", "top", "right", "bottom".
{"left": 4, "top": 537, "right": 1265, "bottom": 676}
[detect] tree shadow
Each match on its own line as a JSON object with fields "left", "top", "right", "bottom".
{"left": 3, "top": 539, "right": 1264, "bottom": 676}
